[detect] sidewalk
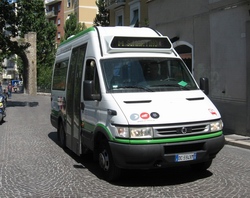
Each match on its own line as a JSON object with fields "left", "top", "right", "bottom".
{"left": 225, "top": 134, "right": 250, "bottom": 149}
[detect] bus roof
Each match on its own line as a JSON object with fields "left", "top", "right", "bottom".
{"left": 57, "top": 26, "right": 174, "bottom": 56}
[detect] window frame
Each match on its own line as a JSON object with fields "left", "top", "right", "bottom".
{"left": 52, "top": 59, "right": 69, "bottom": 90}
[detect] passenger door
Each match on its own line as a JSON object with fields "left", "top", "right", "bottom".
{"left": 66, "top": 44, "right": 87, "bottom": 155}
{"left": 81, "top": 59, "right": 101, "bottom": 149}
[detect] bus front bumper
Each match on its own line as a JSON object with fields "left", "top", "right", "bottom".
{"left": 109, "top": 135, "right": 225, "bottom": 169}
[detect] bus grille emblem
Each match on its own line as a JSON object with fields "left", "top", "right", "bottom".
{"left": 181, "top": 127, "right": 188, "bottom": 134}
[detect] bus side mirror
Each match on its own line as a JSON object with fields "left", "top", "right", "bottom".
{"left": 84, "top": 80, "right": 101, "bottom": 101}
{"left": 200, "top": 77, "right": 209, "bottom": 95}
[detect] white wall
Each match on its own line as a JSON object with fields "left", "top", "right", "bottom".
{"left": 210, "top": 6, "right": 248, "bottom": 101}
{"left": 148, "top": 0, "right": 250, "bottom": 135}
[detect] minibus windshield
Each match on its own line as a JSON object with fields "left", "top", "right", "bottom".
{"left": 101, "top": 58, "right": 198, "bottom": 93}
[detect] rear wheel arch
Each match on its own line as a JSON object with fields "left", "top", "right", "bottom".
{"left": 57, "top": 116, "right": 66, "bottom": 148}
{"left": 57, "top": 116, "right": 63, "bottom": 132}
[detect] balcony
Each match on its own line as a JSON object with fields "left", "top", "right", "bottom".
{"left": 45, "top": 0, "right": 61, "bottom": 6}
{"left": 46, "top": 10, "right": 57, "bottom": 18}
{"left": 106, "top": 0, "right": 125, "bottom": 10}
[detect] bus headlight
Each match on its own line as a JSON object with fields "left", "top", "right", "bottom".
{"left": 130, "top": 127, "right": 153, "bottom": 138}
{"left": 210, "top": 120, "right": 223, "bottom": 132}
{"left": 115, "top": 127, "right": 153, "bottom": 138}
{"left": 116, "top": 127, "right": 129, "bottom": 138}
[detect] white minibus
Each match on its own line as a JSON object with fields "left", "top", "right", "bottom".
{"left": 51, "top": 26, "right": 224, "bottom": 181}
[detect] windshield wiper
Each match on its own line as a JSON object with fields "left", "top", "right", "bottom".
{"left": 117, "top": 85, "right": 154, "bottom": 92}
{"left": 150, "top": 84, "right": 190, "bottom": 90}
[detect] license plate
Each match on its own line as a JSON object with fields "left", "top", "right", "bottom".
{"left": 175, "top": 153, "right": 196, "bottom": 162}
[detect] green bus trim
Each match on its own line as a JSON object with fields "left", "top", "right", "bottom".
{"left": 94, "top": 123, "right": 223, "bottom": 145}
{"left": 59, "top": 26, "right": 96, "bottom": 47}
{"left": 118, "top": 131, "right": 223, "bottom": 144}
{"left": 131, "top": 131, "right": 223, "bottom": 144}
{"left": 96, "top": 123, "right": 116, "bottom": 140}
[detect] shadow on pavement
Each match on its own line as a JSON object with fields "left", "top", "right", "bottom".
{"left": 114, "top": 167, "right": 212, "bottom": 186}
{"left": 48, "top": 131, "right": 213, "bottom": 186}
{"left": 7, "top": 100, "right": 39, "bottom": 107}
{"left": 48, "top": 131, "right": 103, "bottom": 177}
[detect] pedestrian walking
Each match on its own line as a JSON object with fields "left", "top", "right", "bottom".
{"left": 7, "top": 83, "right": 12, "bottom": 98}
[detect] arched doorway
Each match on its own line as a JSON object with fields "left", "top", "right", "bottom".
{"left": 173, "top": 42, "right": 193, "bottom": 74}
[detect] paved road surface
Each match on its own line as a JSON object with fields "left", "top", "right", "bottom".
{"left": 0, "top": 93, "right": 250, "bottom": 197}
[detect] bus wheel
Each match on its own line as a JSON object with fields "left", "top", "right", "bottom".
{"left": 58, "top": 122, "right": 66, "bottom": 149}
{"left": 98, "top": 140, "right": 121, "bottom": 181}
{"left": 191, "top": 159, "right": 212, "bottom": 171}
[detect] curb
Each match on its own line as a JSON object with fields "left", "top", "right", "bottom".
{"left": 225, "top": 136, "right": 250, "bottom": 150}
{"left": 37, "top": 92, "right": 51, "bottom": 96}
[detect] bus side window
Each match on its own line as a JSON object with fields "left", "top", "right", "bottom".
{"left": 84, "top": 59, "right": 101, "bottom": 98}
{"left": 52, "top": 60, "right": 69, "bottom": 90}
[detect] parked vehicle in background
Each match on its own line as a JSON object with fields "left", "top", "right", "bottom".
{"left": 11, "top": 80, "right": 20, "bottom": 92}
{"left": 50, "top": 26, "right": 225, "bottom": 181}
{"left": 0, "top": 94, "right": 7, "bottom": 123}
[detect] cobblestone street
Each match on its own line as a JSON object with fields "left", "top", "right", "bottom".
{"left": 0, "top": 93, "right": 250, "bottom": 198}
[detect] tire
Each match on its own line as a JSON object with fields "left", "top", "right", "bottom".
{"left": 58, "top": 122, "right": 66, "bottom": 149}
{"left": 191, "top": 159, "right": 212, "bottom": 171}
{"left": 98, "top": 140, "right": 121, "bottom": 181}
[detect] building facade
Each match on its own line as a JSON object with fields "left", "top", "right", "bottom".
{"left": 1, "top": 55, "right": 19, "bottom": 85}
{"left": 106, "top": 0, "right": 148, "bottom": 27}
{"left": 45, "top": 0, "right": 97, "bottom": 45}
{"left": 73, "top": 0, "right": 98, "bottom": 27}
{"left": 148, "top": 0, "right": 250, "bottom": 136}
{"left": 45, "top": 0, "right": 64, "bottom": 45}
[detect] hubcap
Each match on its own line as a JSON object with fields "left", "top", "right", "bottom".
{"left": 99, "top": 150, "right": 109, "bottom": 171}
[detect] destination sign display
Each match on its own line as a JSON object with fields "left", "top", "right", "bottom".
{"left": 111, "top": 37, "right": 172, "bottom": 48}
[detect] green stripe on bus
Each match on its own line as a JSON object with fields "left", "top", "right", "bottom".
{"left": 59, "top": 26, "right": 95, "bottom": 47}
{"left": 51, "top": 109, "right": 59, "bottom": 116}
{"left": 82, "top": 122, "right": 115, "bottom": 141}
{"left": 114, "top": 131, "right": 223, "bottom": 144}
{"left": 96, "top": 123, "right": 115, "bottom": 140}
{"left": 83, "top": 122, "right": 222, "bottom": 144}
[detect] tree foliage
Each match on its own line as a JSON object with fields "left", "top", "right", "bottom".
{"left": 63, "top": 13, "right": 87, "bottom": 41}
{"left": 0, "top": 0, "right": 56, "bottom": 88}
{"left": 0, "top": 0, "right": 30, "bottom": 59}
{"left": 94, "top": 0, "right": 109, "bottom": 26}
